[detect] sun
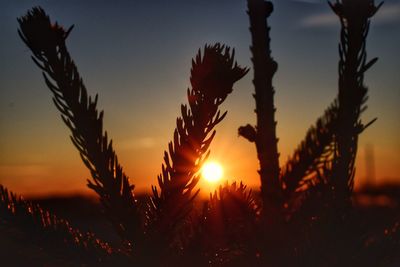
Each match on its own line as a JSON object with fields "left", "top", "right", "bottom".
{"left": 201, "top": 162, "right": 223, "bottom": 183}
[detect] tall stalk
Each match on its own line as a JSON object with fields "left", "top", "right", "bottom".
{"left": 240, "top": 0, "right": 281, "bottom": 216}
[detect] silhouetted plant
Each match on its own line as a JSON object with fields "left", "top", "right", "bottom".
{"left": 238, "top": 0, "right": 398, "bottom": 266}
{"left": 144, "top": 44, "right": 248, "bottom": 264}
{"left": 18, "top": 7, "right": 142, "bottom": 249}
{"left": 239, "top": 0, "right": 282, "bottom": 220}
{"left": 328, "top": 0, "right": 380, "bottom": 204}
{"left": 1, "top": 1, "right": 399, "bottom": 266}
{"left": 203, "top": 182, "right": 259, "bottom": 264}
{"left": 7, "top": 6, "right": 248, "bottom": 266}
{"left": 147, "top": 44, "right": 248, "bottom": 247}
{"left": 0, "top": 185, "right": 128, "bottom": 266}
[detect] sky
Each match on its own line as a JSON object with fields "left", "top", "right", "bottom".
{"left": 0, "top": 0, "right": 399, "bottom": 197}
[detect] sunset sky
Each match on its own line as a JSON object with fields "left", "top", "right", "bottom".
{"left": 1, "top": 0, "right": 399, "bottom": 197}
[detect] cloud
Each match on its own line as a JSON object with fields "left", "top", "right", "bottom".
{"left": 299, "top": 3, "right": 400, "bottom": 28}
{"left": 0, "top": 164, "right": 50, "bottom": 179}
{"left": 299, "top": 12, "right": 337, "bottom": 28}
{"left": 292, "top": 0, "right": 322, "bottom": 3}
{"left": 119, "top": 137, "right": 157, "bottom": 150}
{"left": 374, "top": 3, "right": 400, "bottom": 24}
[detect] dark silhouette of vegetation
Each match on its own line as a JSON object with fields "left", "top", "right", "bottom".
{"left": 0, "top": 1, "right": 399, "bottom": 266}
{"left": 145, "top": 44, "right": 248, "bottom": 265}
{"left": 17, "top": 8, "right": 142, "bottom": 251}
{"left": 238, "top": 0, "right": 281, "bottom": 219}
{"left": 0, "top": 185, "right": 128, "bottom": 266}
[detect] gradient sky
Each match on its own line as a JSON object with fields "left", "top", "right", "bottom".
{"left": 1, "top": 0, "right": 399, "bottom": 197}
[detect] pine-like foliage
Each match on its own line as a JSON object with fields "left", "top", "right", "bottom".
{"left": 1, "top": 1, "right": 399, "bottom": 266}
{"left": 0, "top": 185, "right": 126, "bottom": 266}
{"left": 237, "top": 0, "right": 399, "bottom": 266}
{"left": 5, "top": 6, "right": 248, "bottom": 265}
{"left": 180, "top": 182, "right": 260, "bottom": 266}
{"left": 203, "top": 182, "right": 260, "bottom": 264}
{"left": 280, "top": 100, "right": 339, "bottom": 197}
{"left": 148, "top": 44, "right": 248, "bottom": 246}
{"left": 17, "top": 7, "right": 142, "bottom": 247}
{"left": 328, "top": 0, "right": 381, "bottom": 201}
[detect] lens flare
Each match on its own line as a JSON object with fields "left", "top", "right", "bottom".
{"left": 201, "top": 162, "right": 223, "bottom": 183}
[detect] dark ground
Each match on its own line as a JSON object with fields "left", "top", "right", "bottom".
{"left": 0, "top": 184, "right": 399, "bottom": 266}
